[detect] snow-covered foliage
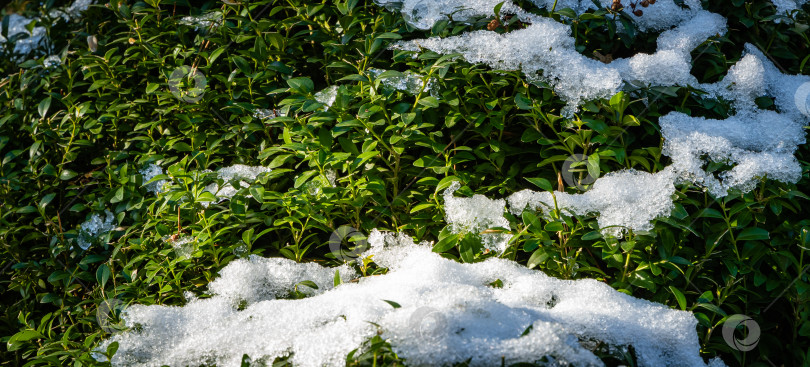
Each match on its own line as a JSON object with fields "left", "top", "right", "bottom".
{"left": 77, "top": 210, "right": 116, "bottom": 250}
{"left": 508, "top": 168, "right": 677, "bottom": 236}
{"left": 202, "top": 164, "right": 272, "bottom": 206}
{"left": 367, "top": 68, "right": 436, "bottom": 95}
{"left": 178, "top": 11, "right": 222, "bottom": 30}
{"left": 1, "top": 0, "right": 93, "bottom": 56}
{"left": 139, "top": 164, "right": 169, "bottom": 195}
{"left": 444, "top": 181, "right": 513, "bottom": 253}
{"left": 0, "top": 14, "right": 47, "bottom": 55}
{"left": 101, "top": 230, "right": 723, "bottom": 367}
{"left": 771, "top": 0, "right": 810, "bottom": 21}
{"left": 389, "top": 0, "right": 808, "bottom": 236}
{"left": 392, "top": 1, "right": 727, "bottom": 114}
{"left": 315, "top": 85, "right": 339, "bottom": 110}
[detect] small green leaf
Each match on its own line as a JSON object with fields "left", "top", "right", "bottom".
{"left": 334, "top": 269, "right": 342, "bottom": 287}
{"left": 297, "top": 280, "right": 319, "bottom": 290}
{"left": 544, "top": 221, "right": 564, "bottom": 232}
{"left": 382, "top": 299, "right": 401, "bottom": 308}
{"left": 38, "top": 97, "right": 52, "bottom": 118}
{"left": 417, "top": 96, "right": 440, "bottom": 108}
{"left": 737, "top": 227, "right": 769, "bottom": 241}
{"left": 525, "top": 177, "right": 552, "bottom": 191}
{"left": 286, "top": 77, "right": 314, "bottom": 94}
{"left": 527, "top": 249, "right": 548, "bottom": 269}
{"left": 96, "top": 264, "right": 111, "bottom": 289}
{"left": 669, "top": 286, "right": 686, "bottom": 310}
{"left": 59, "top": 169, "right": 78, "bottom": 180}
{"left": 7, "top": 330, "right": 44, "bottom": 351}
{"left": 39, "top": 193, "right": 56, "bottom": 209}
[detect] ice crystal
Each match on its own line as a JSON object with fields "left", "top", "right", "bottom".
{"left": 200, "top": 164, "right": 272, "bottom": 206}
{"left": 315, "top": 85, "right": 339, "bottom": 110}
{"left": 77, "top": 210, "right": 116, "bottom": 250}
{"left": 367, "top": 68, "right": 436, "bottom": 95}
{"left": 140, "top": 164, "right": 169, "bottom": 195}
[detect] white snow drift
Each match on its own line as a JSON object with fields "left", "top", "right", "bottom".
{"left": 101, "top": 230, "right": 724, "bottom": 367}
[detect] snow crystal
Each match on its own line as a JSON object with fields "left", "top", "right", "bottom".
{"left": 367, "top": 68, "right": 436, "bottom": 95}
{"left": 443, "top": 181, "right": 513, "bottom": 253}
{"left": 660, "top": 110, "right": 804, "bottom": 197}
{"left": 50, "top": 0, "right": 93, "bottom": 20}
{"left": 771, "top": 0, "right": 809, "bottom": 22}
{"left": 509, "top": 168, "right": 677, "bottom": 237}
{"left": 140, "top": 164, "right": 169, "bottom": 195}
{"left": 207, "top": 256, "right": 356, "bottom": 304}
{"left": 178, "top": 11, "right": 222, "bottom": 30}
{"left": 396, "top": 18, "right": 623, "bottom": 114}
{"left": 0, "top": 14, "right": 47, "bottom": 55}
{"left": 314, "top": 85, "right": 339, "bottom": 110}
{"left": 530, "top": 0, "right": 704, "bottom": 32}
{"left": 253, "top": 108, "right": 286, "bottom": 120}
{"left": 200, "top": 164, "right": 271, "bottom": 206}
{"left": 376, "top": 0, "right": 532, "bottom": 30}
{"left": 394, "top": 8, "right": 727, "bottom": 114}
{"left": 102, "top": 230, "right": 721, "bottom": 367}
{"left": 77, "top": 210, "right": 116, "bottom": 250}
{"left": 168, "top": 236, "right": 195, "bottom": 258}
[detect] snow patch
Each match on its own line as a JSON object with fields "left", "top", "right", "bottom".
{"left": 102, "top": 230, "right": 720, "bottom": 367}
{"left": 77, "top": 210, "right": 116, "bottom": 250}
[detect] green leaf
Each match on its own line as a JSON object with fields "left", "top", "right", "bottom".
{"left": 544, "top": 222, "right": 564, "bottom": 232}
{"left": 297, "top": 280, "right": 319, "bottom": 290}
{"left": 737, "top": 227, "right": 769, "bottom": 241}
{"left": 146, "top": 82, "right": 159, "bottom": 94}
{"left": 334, "top": 270, "right": 343, "bottom": 287}
{"left": 668, "top": 286, "right": 686, "bottom": 310}
{"left": 96, "top": 264, "right": 111, "bottom": 289}
{"left": 38, "top": 193, "right": 56, "bottom": 209}
{"left": 7, "top": 330, "right": 44, "bottom": 351}
{"left": 38, "top": 97, "right": 52, "bottom": 118}
{"left": 59, "top": 169, "right": 78, "bottom": 180}
{"left": 432, "top": 233, "right": 459, "bottom": 253}
{"left": 286, "top": 77, "right": 314, "bottom": 94}
{"left": 232, "top": 55, "right": 252, "bottom": 75}
{"left": 382, "top": 299, "right": 401, "bottom": 308}
{"left": 695, "top": 303, "right": 726, "bottom": 317}
{"left": 417, "top": 96, "right": 440, "bottom": 108}
{"left": 525, "top": 177, "right": 552, "bottom": 192}
{"left": 527, "top": 249, "right": 548, "bottom": 269}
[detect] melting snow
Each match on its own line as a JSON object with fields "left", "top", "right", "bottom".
{"left": 314, "top": 85, "right": 339, "bottom": 110}
{"left": 77, "top": 210, "right": 116, "bottom": 250}
{"left": 444, "top": 181, "right": 513, "bottom": 253}
{"left": 101, "top": 230, "right": 723, "bottom": 367}
{"left": 201, "top": 164, "right": 272, "bottom": 206}
{"left": 140, "top": 164, "right": 169, "bottom": 195}
{"left": 367, "top": 68, "right": 437, "bottom": 95}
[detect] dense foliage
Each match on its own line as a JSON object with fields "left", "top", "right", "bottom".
{"left": 0, "top": 0, "right": 808, "bottom": 365}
